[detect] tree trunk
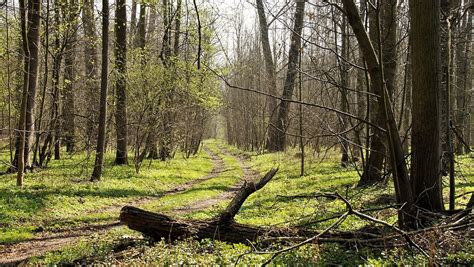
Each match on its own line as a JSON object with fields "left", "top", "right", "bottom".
{"left": 336, "top": 14, "right": 350, "bottom": 167}
{"left": 454, "top": 9, "right": 472, "bottom": 154}
{"left": 114, "top": 0, "right": 129, "bottom": 165}
{"left": 17, "top": 0, "right": 30, "bottom": 184}
{"left": 359, "top": 0, "right": 397, "bottom": 186}
{"left": 256, "top": 0, "right": 278, "bottom": 148}
{"left": 134, "top": 3, "right": 146, "bottom": 50}
{"left": 91, "top": 0, "right": 109, "bottom": 181}
{"left": 266, "top": 0, "right": 305, "bottom": 152}
{"left": 82, "top": 0, "right": 99, "bottom": 149}
{"left": 174, "top": 0, "right": 181, "bottom": 56}
{"left": 62, "top": 0, "right": 78, "bottom": 153}
{"left": 410, "top": 0, "right": 444, "bottom": 212}
{"left": 158, "top": 0, "right": 173, "bottom": 161}
{"left": 355, "top": 0, "right": 367, "bottom": 161}
{"left": 121, "top": 169, "right": 279, "bottom": 242}
{"left": 130, "top": 0, "right": 137, "bottom": 42}
{"left": 341, "top": 0, "right": 415, "bottom": 228}
{"left": 16, "top": 0, "right": 42, "bottom": 184}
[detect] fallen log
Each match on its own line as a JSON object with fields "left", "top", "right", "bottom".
{"left": 119, "top": 168, "right": 385, "bottom": 244}
{"left": 119, "top": 168, "right": 437, "bottom": 246}
{"left": 120, "top": 168, "right": 296, "bottom": 243}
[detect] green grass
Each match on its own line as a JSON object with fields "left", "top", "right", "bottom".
{"left": 2, "top": 139, "right": 473, "bottom": 265}
{"left": 0, "top": 148, "right": 214, "bottom": 244}
{"left": 140, "top": 141, "right": 244, "bottom": 216}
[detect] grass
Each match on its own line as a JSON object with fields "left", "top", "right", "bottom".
{"left": 1, "top": 139, "right": 473, "bottom": 265}
{"left": 0, "top": 147, "right": 214, "bottom": 244}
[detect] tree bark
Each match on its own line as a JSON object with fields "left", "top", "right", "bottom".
{"left": 410, "top": 0, "right": 444, "bottom": 212}
{"left": 256, "top": 0, "right": 278, "bottom": 148}
{"left": 16, "top": 0, "right": 42, "bottom": 184}
{"left": 454, "top": 8, "right": 472, "bottom": 154}
{"left": 359, "top": 0, "right": 397, "bottom": 186}
{"left": 114, "top": 0, "right": 129, "bottom": 165}
{"left": 336, "top": 14, "right": 350, "bottom": 167}
{"left": 134, "top": 3, "right": 146, "bottom": 50}
{"left": 62, "top": 0, "right": 78, "bottom": 153}
{"left": 121, "top": 169, "right": 280, "bottom": 242}
{"left": 266, "top": 0, "right": 305, "bottom": 152}
{"left": 82, "top": 0, "right": 99, "bottom": 148}
{"left": 341, "top": 0, "right": 415, "bottom": 228}
{"left": 17, "top": 0, "right": 30, "bottom": 184}
{"left": 91, "top": 0, "right": 109, "bottom": 181}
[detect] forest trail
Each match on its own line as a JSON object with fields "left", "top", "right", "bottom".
{"left": 0, "top": 145, "right": 255, "bottom": 265}
{"left": 172, "top": 146, "right": 259, "bottom": 215}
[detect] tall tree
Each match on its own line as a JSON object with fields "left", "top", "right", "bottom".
{"left": 158, "top": 0, "right": 173, "bottom": 160}
{"left": 114, "top": 0, "right": 129, "bottom": 165}
{"left": 410, "top": 0, "right": 444, "bottom": 211}
{"left": 256, "top": 0, "right": 278, "bottom": 147}
{"left": 82, "top": 0, "right": 99, "bottom": 147}
{"left": 17, "top": 0, "right": 42, "bottom": 185}
{"left": 359, "top": 0, "right": 397, "bottom": 185}
{"left": 91, "top": 0, "right": 109, "bottom": 181}
{"left": 342, "top": 0, "right": 415, "bottom": 228}
{"left": 63, "top": 0, "right": 78, "bottom": 153}
{"left": 334, "top": 12, "right": 350, "bottom": 167}
{"left": 266, "top": 0, "right": 305, "bottom": 152}
{"left": 454, "top": 6, "right": 472, "bottom": 154}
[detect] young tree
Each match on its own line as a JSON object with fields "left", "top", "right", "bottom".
{"left": 91, "top": 0, "right": 109, "bottom": 181}
{"left": 114, "top": 0, "right": 129, "bottom": 165}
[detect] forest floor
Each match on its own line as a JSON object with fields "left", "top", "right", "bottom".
{"left": 0, "top": 140, "right": 473, "bottom": 265}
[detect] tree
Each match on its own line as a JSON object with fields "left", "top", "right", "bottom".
{"left": 454, "top": 5, "right": 472, "bottom": 154}
{"left": 410, "top": 0, "right": 444, "bottom": 212}
{"left": 62, "top": 0, "right": 78, "bottom": 153}
{"left": 17, "top": 0, "right": 42, "bottom": 185}
{"left": 91, "top": 0, "right": 109, "bottom": 181}
{"left": 82, "top": 0, "right": 99, "bottom": 148}
{"left": 114, "top": 0, "right": 129, "bottom": 165}
{"left": 266, "top": 0, "right": 305, "bottom": 152}
{"left": 256, "top": 0, "right": 278, "bottom": 147}
{"left": 358, "top": 0, "right": 398, "bottom": 186}
{"left": 341, "top": 0, "right": 415, "bottom": 228}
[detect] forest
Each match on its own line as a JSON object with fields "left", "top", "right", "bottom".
{"left": 0, "top": 0, "right": 473, "bottom": 265}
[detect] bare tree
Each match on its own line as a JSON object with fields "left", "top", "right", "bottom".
{"left": 82, "top": 0, "right": 99, "bottom": 148}
{"left": 17, "top": 0, "right": 42, "bottom": 185}
{"left": 266, "top": 0, "right": 306, "bottom": 152}
{"left": 62, "top": 0, "right": 78, "bottom": 153}
{"left": 341, "top": 0, "right": 414, "bottom": 228}
{"left": 115, "top": 0, "right": 129, "bottom": 165}
{"left": 410, "top": 0, "right": 444, "bottom": 212}
{"left": 256, "top": 0, "right": 278, "bottom": 146}
{"left": 91, "top": 0, "right": 109, "bottom": 181}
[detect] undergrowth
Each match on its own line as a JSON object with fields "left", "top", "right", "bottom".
{"left": 2, "top": 139, "right": 473, "bottom": 265}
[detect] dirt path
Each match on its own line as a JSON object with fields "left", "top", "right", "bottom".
{"left": 172, "top": 147, "right": 259, "bottom": 215}
{"left": 0, "top": 145, "right": 256, "bottom": 265}
{"left": 0, "top": 146, "right": 225, "bottom": 265}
